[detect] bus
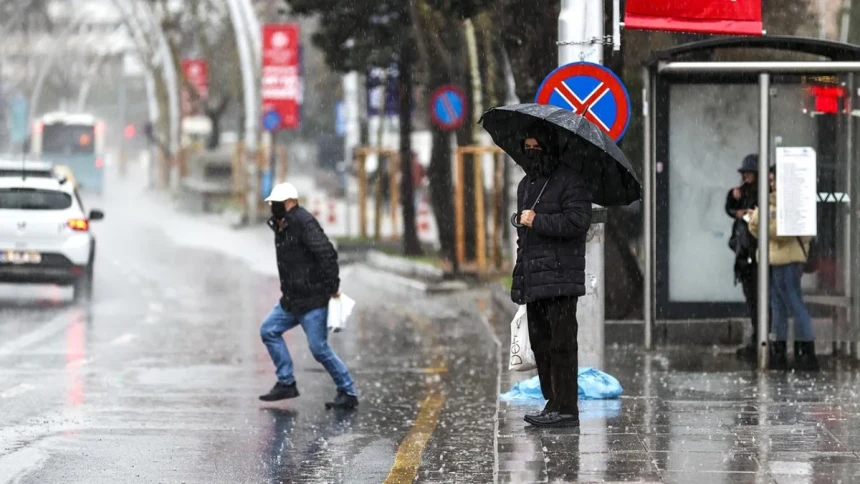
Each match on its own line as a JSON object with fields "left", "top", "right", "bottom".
{"left": 30, "top": 112, "right": 106, "bottom": 193}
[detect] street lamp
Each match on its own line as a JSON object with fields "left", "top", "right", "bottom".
{"left": 224, "top": 0, "right": 260, "bottom": 222}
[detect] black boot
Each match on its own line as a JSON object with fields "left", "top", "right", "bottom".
{"left": 794, "top": 341, "right": 821, "bottom": 372}
{"left": 769, "top": 342, "right": 788, "bottom": 370}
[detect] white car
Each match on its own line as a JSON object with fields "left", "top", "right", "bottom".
{"left": 0, "top": 175, "right": 103, "bottom": 301}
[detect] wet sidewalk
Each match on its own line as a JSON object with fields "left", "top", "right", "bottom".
{"left": 489, "top": 295, "right": 860, "bottom": 483}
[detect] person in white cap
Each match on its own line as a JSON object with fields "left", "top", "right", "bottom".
{"left": 258, "top": 182, "right": 358, "bottom": 409}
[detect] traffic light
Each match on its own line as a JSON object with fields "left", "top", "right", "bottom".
{"left": 124, "top": 124, "right": 136, "bottom": 139}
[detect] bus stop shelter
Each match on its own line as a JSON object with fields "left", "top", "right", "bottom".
{"left": 641, "top": 36, "right": 860, "bottom": 368}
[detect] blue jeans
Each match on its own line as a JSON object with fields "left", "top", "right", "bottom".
{"left": 260, "top": 303, "right": 357, "bottom": 396}
{"left": 770, "top": 264, "right": 815, "bottom": 342}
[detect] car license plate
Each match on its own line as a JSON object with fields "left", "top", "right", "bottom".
{"left": 1, "top": 251, "right": 42, "bottom": 264}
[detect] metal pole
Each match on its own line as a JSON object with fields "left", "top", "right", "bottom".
{"left": 757, "top": 73, "right": 771, "bottom": 371}
{"left": 225, "top": 0, "right": 259, "bottom": 222}
{"left": 642, "top": 66, "right": 653, "bottom": 350}
{"left": 659, "top": 61, "right": 860, "bottom": 74}
{"left": 560, "top": 0, "right": 605, "bottom": 369}
{"left": 118, "top": 72, "right": 128, "bottom": 177}
{"left": 236, "top": 0, "right": 262, "bottom": 67}
{"left": 850, "top": 72, "right": 860, "bottom": 360}
{"left": 455, "top": 149, "right": 466, "bottom": 269}
{"left": 269, "top": 130, "right": 277, "bottom": 193}
{"left": 841, "top": 75, "right": 854, "bottom": 356}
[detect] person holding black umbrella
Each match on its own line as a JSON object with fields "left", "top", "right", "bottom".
{"left": 481, "top": 103, "right": 641, "bottom": 428}
{"left": 511, "top": 127, "right": 592, "bottom": 428}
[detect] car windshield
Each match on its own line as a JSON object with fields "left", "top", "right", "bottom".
{"left": 0, "top": 169, "right": 54, "bottom": 178}
{"left": 0, "top": 188, "right": 72, "bottom": 210}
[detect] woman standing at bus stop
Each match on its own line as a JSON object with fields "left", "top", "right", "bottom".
{"left": 749, "top": 166, "right": 819, "bottom": 372}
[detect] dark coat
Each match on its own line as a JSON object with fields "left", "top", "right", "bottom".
{"left": 268, "top": 206, "right": 340, "bottom": 314}
{"left": 511, "top": 165, "right": 593, "bottom": 304}
{"left": 725, "top": 183, "right": 758, "bottom": 281}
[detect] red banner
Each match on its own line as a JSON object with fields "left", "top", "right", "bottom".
{"left": 625, "top": 0, "right": 763, "bottom": 36}
{"left": 181, "top": 59, "right": 209, "bottom": 116}
{"left": 262, "top": 24, "right": 301, "bottom": 130}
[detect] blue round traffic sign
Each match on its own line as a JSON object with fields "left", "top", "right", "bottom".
{"left": 262, "top": 110, "right": 282, "bottom": 132}
{"left": 430, "top": 85, "right": 467, "bottom": 131}
{"left": 535, "top": 62, "right": 631, "bottom": 142}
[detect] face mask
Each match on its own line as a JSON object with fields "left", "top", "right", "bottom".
{"left": 525, "top": 149, "right": 541, "bottom": 160}
{"left": 271, "top": 203, "right": 287, "bottom": 219}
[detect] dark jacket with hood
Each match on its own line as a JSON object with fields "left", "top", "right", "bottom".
{"left": 511, "top": 147, "right": 593, "bottom": 305}
{"left": 268, "top": 206, "right": 340, "bottom": 314}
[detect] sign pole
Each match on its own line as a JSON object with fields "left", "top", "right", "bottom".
{"left": 269, "top": 130, "right": 277, "bottom": 190}
{"left": 559, "top": 0, "right": 606, "bottom": 370}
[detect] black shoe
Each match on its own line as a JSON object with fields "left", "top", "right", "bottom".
{"left": 769, "top": 342, "right": 788, "bottom": 371}
{"left": 524, "top": 402, "right": 554, "bottom": 422}
{"left": 793, "top": 341, "right": 820, "bottom": 372}
{"left": 259, "top": 382, "right": 300, "bottom": 402}
{"left": 526, "top": 411, "right": 579, "bottom": 428}
{"left": 736, "top": 343, "right": 757, "bottom": 361}
{"left": 325, "top": 390, "right": 359, "bottom": 410}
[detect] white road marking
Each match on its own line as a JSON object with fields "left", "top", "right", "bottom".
{"left": 0, "top": 383, "right": 35, "bottom": 399}
{"left": 110, "top": 333, "right": 138, "bottom": 345}
{"left": 0, "top": 311, "right": 81, "bottom": 358}
{"left": 0, "top": 447, "right": 48, "bottom": 484}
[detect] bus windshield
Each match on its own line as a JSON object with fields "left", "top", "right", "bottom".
{"left": 42, "top": 124, "right": 95, "bottom": 155}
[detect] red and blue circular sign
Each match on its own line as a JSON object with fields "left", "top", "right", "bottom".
{"left": 262, "top": 109, "right": 282, "bottom": 132}
{"left": 429, "top": 85, "right": 467, "bottom": 131}
{"left": 535, "top": 62, "right": 631, "bottom": 142}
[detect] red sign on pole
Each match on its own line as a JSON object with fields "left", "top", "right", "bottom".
{"left": 625, "top": 0, "right": 763, "bottom": 36}
{"left": 262, "top": 24, "right": 301, "bottom": 130}
{"left": 181, "top": 59, "right": 209, "bottom": 115}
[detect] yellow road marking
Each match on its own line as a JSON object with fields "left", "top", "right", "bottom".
{"left": 383, "top": 390, "right": 446, "bottom": 484}
{"left": 384, "top": 312, "right": 448, "bottom": 484}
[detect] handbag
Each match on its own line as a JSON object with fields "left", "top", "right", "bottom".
{"left": 508, "top": 305, "right": 536, "bottom": 372}
{"left": 796, "top": 237, "right": 818, "bottom": 274}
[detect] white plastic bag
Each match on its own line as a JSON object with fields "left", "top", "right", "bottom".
{"left": 327, "top": 293, "right": 356, "bottom": 333}
{"left": 508, "top": 305, "right": 536, "bottom": 372}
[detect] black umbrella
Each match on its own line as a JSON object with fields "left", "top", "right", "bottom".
{"left": 479, "top": 103, "right": 641, "bottom": 207}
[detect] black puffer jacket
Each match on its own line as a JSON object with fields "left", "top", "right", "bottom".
{"left": 511, "top": 165, "right": 592, "bottom": 304}
{"left": 268, "top": 206, "right": 340, "bottom": 314}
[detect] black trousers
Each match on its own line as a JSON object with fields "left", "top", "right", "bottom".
{"left": 526, "top": 295, "right": 579, "bottom": 414}
{"left": 740, "top": 269, "right": 760, "bottom": 343}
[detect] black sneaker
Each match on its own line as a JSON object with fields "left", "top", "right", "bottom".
{"left": 259, "top": 382, "right": 300, "bottom": 402}
{"left": 325, "top": 390, "right": 359, "bottom": 410}
{"left": 525, "top": 411, "right": 580, "bottom": 428}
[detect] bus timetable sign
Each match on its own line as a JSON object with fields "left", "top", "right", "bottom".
{"left": 262, "top": 24, "right": 301, "bottom": 130}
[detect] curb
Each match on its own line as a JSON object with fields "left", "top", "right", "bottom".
{"left": 355, "top": 250, "right": 468, "bottom": 294}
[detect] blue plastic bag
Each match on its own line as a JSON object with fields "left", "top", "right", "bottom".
{"left": 499, "top": 367, "right": 622, "bottom": 402}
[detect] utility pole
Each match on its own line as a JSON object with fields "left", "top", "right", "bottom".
{"left": 559, "top": 0, "right": 606, "bottom": 369}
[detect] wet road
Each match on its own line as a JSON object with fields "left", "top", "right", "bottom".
{"left": 0, "top": 171, "right": 499, "bottom": 483}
